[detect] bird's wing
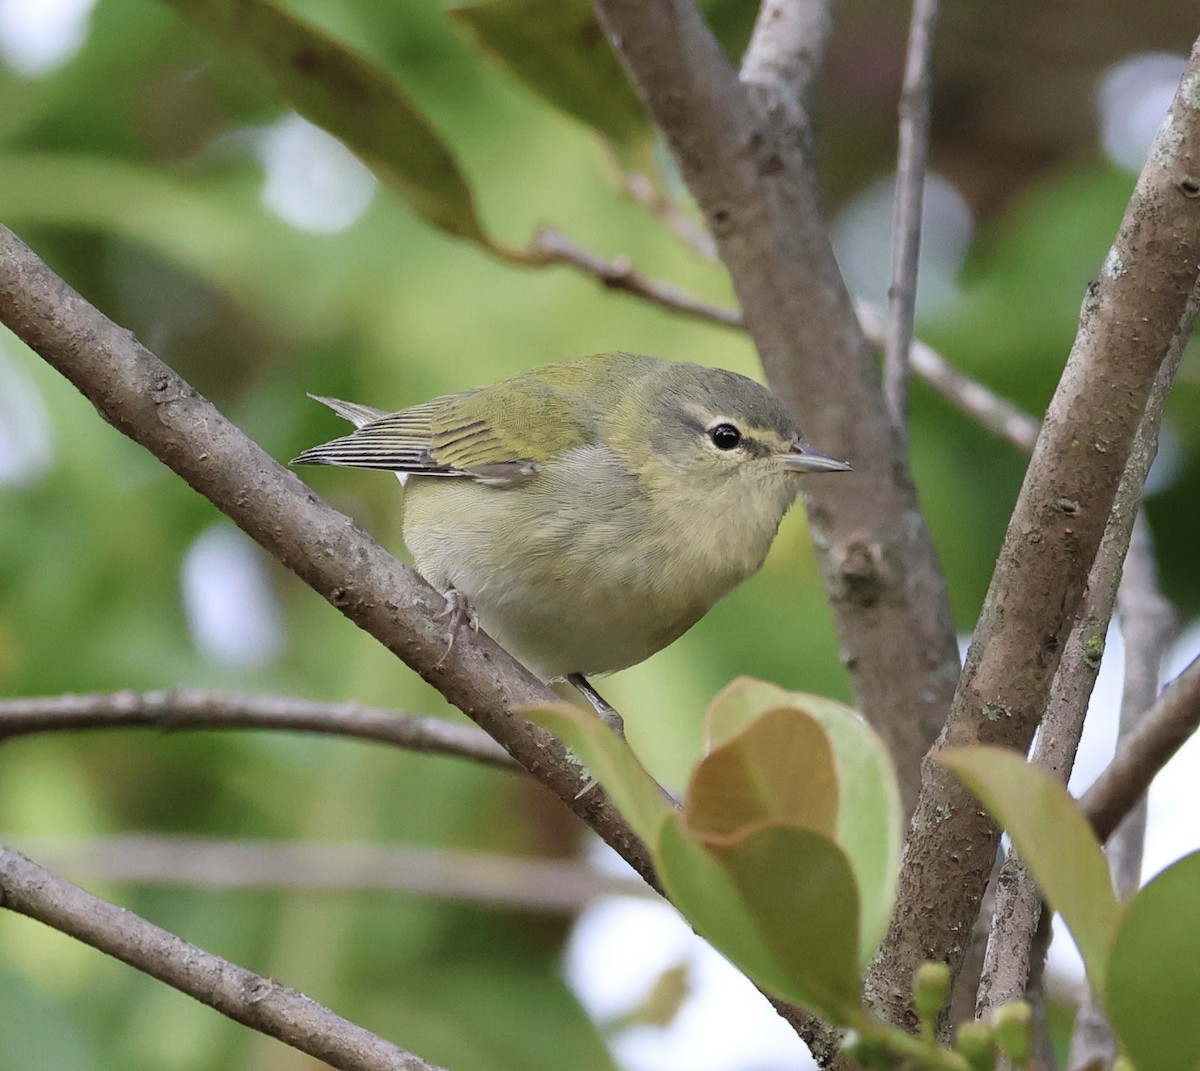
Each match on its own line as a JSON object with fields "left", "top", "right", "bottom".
{"left": 291, "top": 381, "right": 596, "bottom": 485}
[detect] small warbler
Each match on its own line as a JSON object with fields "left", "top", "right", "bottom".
{"left": 293, "top": 353, "right": 849, "bottom": 726}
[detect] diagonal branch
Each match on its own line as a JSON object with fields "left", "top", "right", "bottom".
{"left": 1082, "top": 653, "right": 1200, "bottom": 843}
{"left": 591, "top": 0, "right": 961, "bottom": 815}
{"left": 975, "top": 326, "right": 1184, "bottom": 1021}
{"left": 0, "top": 845, "right": 442, "bottom": 1071}
{"left": 0, "top": 689, "right": 516, "bottom": 770}
{"left": 0, "top": 223, "right": 656, "bottom": 892}
{"left": 867, "top": 38, "right": 1200, "bottom": 1029}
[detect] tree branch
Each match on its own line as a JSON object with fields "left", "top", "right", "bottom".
{"left": 1067, "top": 512, "right": 1175, "bottom": 1069}
{"left": 854, "top": 299, "right": 1041, "bottom": 453}
{"left": 740, "top": 0, "right": 837, "bottom": 116}
{"left": 0, "top": 845, "right": 443, "bottom": 1071}
{"left": 11, "top": 835, "right": 654, "bottom": 911}
{"left": 868, "top": 38, "right": 1200, "bottom": 1028}
{"left": 974, "top": 323, "right": 1184, "bottom": 1022}
{"left": 0, "top": 689, "right": 516, "bottom": 770}
{"left": 1081, "top": 653, "right": 1200, "bottom": 843}
{"left": 591, "top": 0, "right": 962, "bottom": 815}
{"left": 530, "top": 227, "right": 740, "bottom": 327}
{"left": 0, "top": 223, "right": 656, "bottom": 892}
{"left": 883, "top": 0, "right": 940, "bottom": 428}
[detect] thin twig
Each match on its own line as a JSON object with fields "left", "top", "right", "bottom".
{"left": 1067, "top": 514, "right": 1175, "bottom": 1070}
{"left": 883, "top": 0, "right": 940, "bottom": 429}
{"left": 0, "top": 845, "right": 443, "bottom": 1071}
{"left": 530, "top": 226, "right": 740, "bottom": 327}
{"left": 1082, "top": 653, "right": 1200, "bottom": 843}
{"left": 11, "top": 835, "right": 655, "bottom": 911}
{"left": 0, "top": 689, "right": 516, "bottom": 770}
{"left": 619, "top": 170, "right": 717, "bottom": 258}
{"left": 854, "top": 299, "right": 1041, "bottom": 452}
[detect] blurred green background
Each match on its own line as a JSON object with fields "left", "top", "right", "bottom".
{"left": 1, "top": 0, "right": 1197, "bottom": 1068}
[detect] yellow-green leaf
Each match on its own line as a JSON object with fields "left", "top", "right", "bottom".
{"left": 1107, "top": 851, "right": 1200, "bottom": 1071}
{"left": 704, "top": 678, "right": 901, "bottom": 959}
{"left": 448, "top": 0, "right": 647, "bottom": 149}
{"left": 941, "top": 746, "right": 1122, "bottom": 994}
{"left": 657, "top": 816, "right": 862, "bottom": 1023}
{"left": 684, "top": 705, "right": 837, "bottom": 839}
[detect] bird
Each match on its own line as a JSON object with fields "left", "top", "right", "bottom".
{"left": 292, "top": 353, "right": 850, "bottom": 731}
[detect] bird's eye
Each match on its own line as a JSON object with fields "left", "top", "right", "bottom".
{"left": 709, "top": 423, "right": 742, "bottom": 450}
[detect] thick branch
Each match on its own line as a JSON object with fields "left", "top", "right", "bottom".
{"left": 0, "top": 223, "right": 656, "bottom": 891}
{"left": 0, "top": 845, "right": 442, "bottom": 1071}
{"left": 13, "top": 836, "right": 653, "bottom": 911}
{"left": 0, "top": 689, "right": 515, "bottom": 770}
{"left": 591, "top": 0, "right": 961, "bottom": 814}
{"left": 869, "top": 40, "right": 1200, "bottom": 1028}
{"left": 975, "top": 327, "right": 1183, "bottom": 1021}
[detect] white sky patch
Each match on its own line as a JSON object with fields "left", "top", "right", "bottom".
{"left": 832, "top": 172, "right": 974, "bottom": 319}
{"left": 1097, "top": 53, "right": 1187, "bottom": 173}
{"left": 256, "top": 113, "right": 377, "bottom": 234}
{"left": 1043, "top": 620, "right": 1200, "bottom": 984}
{"left": 565, "top": 840, "right": 814, "bottom": 1071}
{"left": 0, "top": 345, "right": 54, "bottom": 487}
{"left": 181, "top": 523, "right": 286, "bottom": 668}
{"left": 0, "top": 0, "right": 95, "bottom": 76}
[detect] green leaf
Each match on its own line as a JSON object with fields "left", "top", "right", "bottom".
{"left": 657, "top": 817, "right": 862, "bottom": 1023}
{"left": 1107, "top": 851, "right": 1200, "bottom": 1071}
{"left": 941, "top": 746, "right": 1122, "bottom": 993}
{"left": 447, "top": 0, "right": 648, "bottom": 149}
{"left": 704, "top": 678, "right": 902, "bottom": 959}
{"left": 521, "top": 703, "right": 674, "bottom": 844}
{"left": 161, "top": 0, "right": 495, "bottom": 246}
{"left": 684, "top": 705, "right": 837, "bottom": 839}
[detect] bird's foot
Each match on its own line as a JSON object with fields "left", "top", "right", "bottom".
{"left": 434, "top": 588, "right": 479, "bottom": 667}
{"left": 567, "top": 673, "right": 625, "bottom": 738}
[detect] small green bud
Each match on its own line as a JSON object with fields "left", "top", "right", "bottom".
{"left": 991, "top": 1000, "right": 1033, "bottom": 1065}
{"left": 954, "top": 1021, "right": 997, "bottom": 1071}
{"left": 1111, "top": 1058, "right": 1135, "bottom": 1071}
{"left": 913, "top": 961, "right": 952, "bottom": 1021}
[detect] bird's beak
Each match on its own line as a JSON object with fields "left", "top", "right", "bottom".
{"left": 779, "top": 441, "right": 853, "bottom": 473}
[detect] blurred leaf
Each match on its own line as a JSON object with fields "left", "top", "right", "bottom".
{"left": 0, "top": 153, "right": 324, "bottom": 329}
{"left": 657, "top": 816, "right": 862, "bottom": 1023}
{"left": 1106, "top": 851, "right": 1200, "bottom": 1071}
{"left": 684, "top": 705, "right": 837, "bottom": 838}
{"left": 704, "top": 679, "right": 901, "bottom": 957}
{"left": 941, "top": 746, "right": 1121, "bottom": 993}
{"left": 447, "top": 0, "right": 647, "bottom": 149}
{"left": 160, "top": 0, "right": 497, "bottom": 247}
{"left": 521, "top": 703, "right": 673, "bottom": 844}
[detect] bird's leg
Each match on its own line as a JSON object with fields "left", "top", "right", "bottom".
{"left": 434, "top": 587, "right": 479, "bottom": 667}
{"left": 567, "top": 673, "right": 625, "bottom": 738}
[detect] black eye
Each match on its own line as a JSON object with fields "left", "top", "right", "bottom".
{"left": 709, "top": 423, "right": 742, "bottom": 450}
